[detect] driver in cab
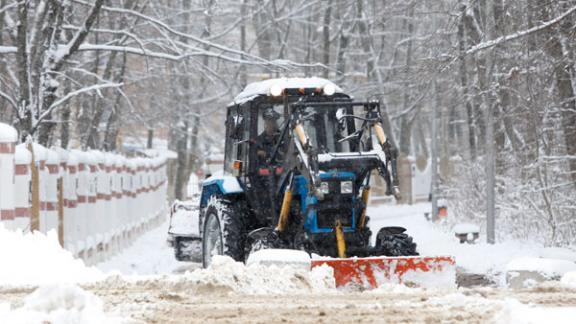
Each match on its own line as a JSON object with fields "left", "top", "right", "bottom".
{"left": 256, "top": 107, "right": 281, "bottom": 167}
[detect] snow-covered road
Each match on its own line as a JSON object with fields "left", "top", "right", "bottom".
{"left": 1, "top": 203, "right": 576, "bottom": 323}
{"left": 96, "top": 217, "right": 199, "bottom": 276}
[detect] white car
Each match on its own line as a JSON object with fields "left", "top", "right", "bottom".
{"left": 168, "top": 198, "right": 201, "bottom": 262}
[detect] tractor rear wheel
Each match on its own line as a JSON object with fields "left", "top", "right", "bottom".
{"left": 375, "top": 226, "right": 419, "bottom": 256}
{"left": 202, "top": 197, "right": 245, "bottom": 268}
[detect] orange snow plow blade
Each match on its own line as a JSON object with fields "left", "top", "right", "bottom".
{"left": 311, "top": 256, "right": 456, "bottom": 289}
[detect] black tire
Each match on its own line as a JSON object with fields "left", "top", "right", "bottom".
{"left": 202, "top": 197, "right": 245, "bottom": 268}
{"left": 244, "top": 227, "right": 281, "bottom": 260}
{"left": 376, "top": 227, "right": 419, "bottom": 256}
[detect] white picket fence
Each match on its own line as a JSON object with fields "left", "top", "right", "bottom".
{"left": 0, "top": 123, "right": 168, "bottom": 264}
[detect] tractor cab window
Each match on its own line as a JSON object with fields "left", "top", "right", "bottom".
{"left": 224, "top": 105, "right": 249, "bottom": 174}
{"left": 300, "top": 107, "right": 352, "bottom": 153}
{"left": 255, "top": 104, "right": 286, "bottom": 166}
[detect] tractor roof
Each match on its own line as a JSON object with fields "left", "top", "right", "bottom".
{"left": 232, "top": 77, "right": 344, "bottom": 105}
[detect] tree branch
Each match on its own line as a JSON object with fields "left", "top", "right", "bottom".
{"left": 466, "top": 5, "right": 576, "bottom": 55}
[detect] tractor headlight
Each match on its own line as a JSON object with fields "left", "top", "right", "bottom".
{"left": 320, "top": 182, "right": 330, "bottom": 194}
{"left": 341, "top": 181, "right": 353, "bottom": 194}
{"left": 323, "top": 83, "right": 336, "bottom": 96}
{"left": 270, "top": 83, "right": 284, "bottom": 96}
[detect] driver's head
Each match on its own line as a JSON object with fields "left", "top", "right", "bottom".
{"left": 262, "top": 108, "right": 280, "bottom": 135}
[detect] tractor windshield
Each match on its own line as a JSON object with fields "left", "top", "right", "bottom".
{"left": 300, "top": 105, "right": 369, "bottom": 153}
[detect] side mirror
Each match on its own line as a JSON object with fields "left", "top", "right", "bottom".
{"left": 336, "top": 108, "right": 346, "bottom": 131}
{"left": 336, "top": 108, "right": 346, "bottom": 122}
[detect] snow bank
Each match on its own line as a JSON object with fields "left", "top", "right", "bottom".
{"left": 560, "top": 271, "right": 576, "bottom": 289}
{"left": 0, "top": 284, "right": 122, "bottom": 324}
{"left": 453, "top": 223, "right": 480, "bottom": 234}
{"left": 506, "top": 257, "right": 576, "bottom": 278}
{"left": 169, "top": 256, "right": 335, "bottom": 295}
{"left": 495, "top": 299, "right": 576, "bottom": 324}
{"left": 0, "top": 227, "right": 104, "bottom": 286}
{"left": 539, "top": 247, "right": 576, "bottom": 262}
{"left": 246, "top": 249, "right": 311, "bottom": 271}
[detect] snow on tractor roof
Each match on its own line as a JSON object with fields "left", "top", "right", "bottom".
{"left": 232, "top": 77, "right": 344, "bottom": 105}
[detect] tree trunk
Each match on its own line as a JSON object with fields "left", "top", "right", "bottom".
{"left": 322, "top": 1, "right": 332, "bottom": 78}
{"left": 539, "top": 4, "right": 576, "bottom": 185}
{"left": 399, "top": 8, "right": 415, "bottom": 156}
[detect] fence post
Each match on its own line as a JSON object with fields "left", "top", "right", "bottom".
{"left": 0, "top": 123, "right": 17, "bottom": 229}
{"left": 14, "top": 144, "right": 31, "bottom": 230}
{"left": 28, "top": 143, "right": 41, "bottom": 231}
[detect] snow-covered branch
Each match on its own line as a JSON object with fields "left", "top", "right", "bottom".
{"left": 466, "top": 5, "right": 576, "bottom": 55}
{"left": 33, "top": 82, "right": 123, "bottom": 131}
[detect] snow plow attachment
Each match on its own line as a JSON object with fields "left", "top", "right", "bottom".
{"left": 311, "top": 256, "right": 456, "bottom": 289}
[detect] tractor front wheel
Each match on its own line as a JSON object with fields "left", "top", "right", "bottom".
{"left": 375, "top": 226, "right": 419, "bottom": 256}
{"left": 202, "top": 197, "right": 245, "bottom": 268}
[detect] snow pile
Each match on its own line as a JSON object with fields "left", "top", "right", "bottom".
{"left": 0, "top": 284, "right": 122, "bottom": 324}
{"left": 0, "top": 227, "right": 104, "bottom": 286}
{"left": 172, "top": 256, "right": 335, "bottom": 295}
{"left": 495, "top": 299, "right": 576, "bottom": 324}
{"left": 560, "top": 272, "right": 576, "bottom": 289}
{"left": 453, "top": 223, "right": 480, "bottom": 234}
{"left": 246, "top": 249, "right": 311, "bottom": 271}
{"left": 506, "top": 257, "right": 576, "bottom": 279}
{"left": 400, "top": 265, "right": 457, "bottom": 289}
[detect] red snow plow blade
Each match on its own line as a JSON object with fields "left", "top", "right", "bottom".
{"left": 311, "top": 256, "right": 456, "bottom": 289}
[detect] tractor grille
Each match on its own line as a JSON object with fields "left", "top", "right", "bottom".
{"left": 316, "top": 194, "right": 354, "bottom": 228}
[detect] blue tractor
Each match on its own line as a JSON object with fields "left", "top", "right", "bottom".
{"left": 198, "top": 78, "right": 418, "bottom": 268}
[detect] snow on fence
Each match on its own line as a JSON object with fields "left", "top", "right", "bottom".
{"left": 0, "top": 123, "right": 168, "bottom": 264}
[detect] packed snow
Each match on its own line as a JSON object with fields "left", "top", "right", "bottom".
{"left": 506, "top": 257, "right": 576, "bottom": 278}
{"left": 97, "top": 216, "right": 189, "bottom": 276}
{"left": 498, "top": 299, "right": 576, "bottom": 324}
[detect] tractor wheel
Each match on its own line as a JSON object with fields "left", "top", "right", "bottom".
{"left": 244, "top": 227, "right": 280, "bottom": 259}
{"left": 202, "top": 197, "right": 245, "bottom": 268}
{"left": 376, "top": 226, "right": 419, "bottom": 256}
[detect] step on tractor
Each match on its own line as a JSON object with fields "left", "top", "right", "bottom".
{"left": 180, "top": 78, "right": 454, "bottom": 288}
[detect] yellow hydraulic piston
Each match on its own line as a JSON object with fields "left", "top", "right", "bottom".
{"left": 294, "top": 123, "right": 308, "bottom": 148}
{"left": 359, "top": 186, "right": 371, "bottom": 229}
{"left": 276, "top": 190, "right": 293, "bottom": 232}
{"left": 335, "top": 220, "right": 346, "bottom": 258}
{"left": 374, "top": 122, "right": 387, "bottom": 145}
